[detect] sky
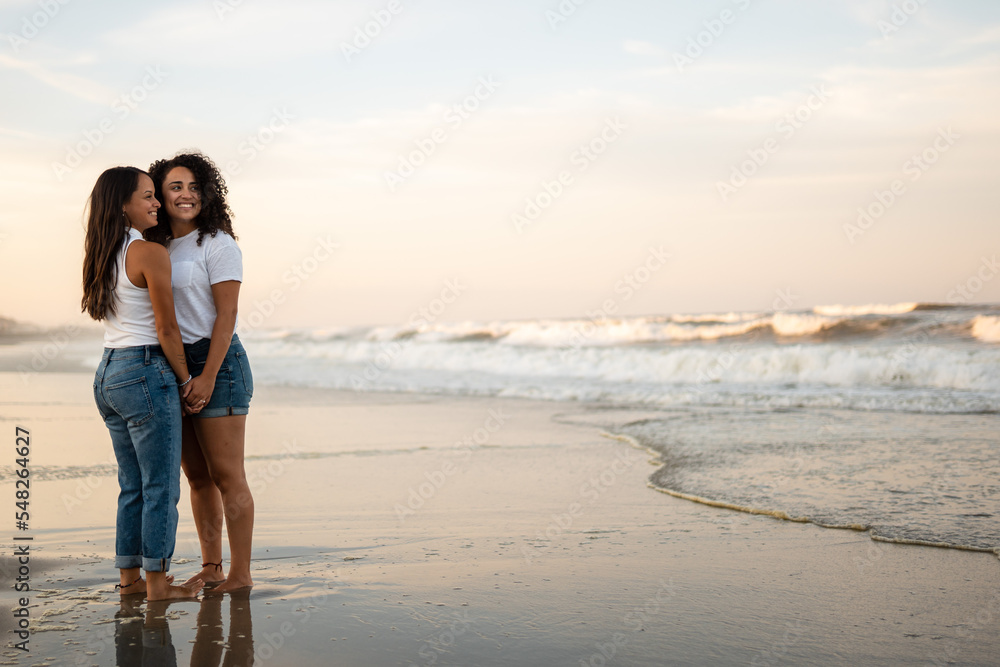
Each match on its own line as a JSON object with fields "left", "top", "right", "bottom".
{"left": 1, "top": 0, "right": 999, "bottom": 329}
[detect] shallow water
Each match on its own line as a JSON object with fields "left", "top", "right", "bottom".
{"left": 586, "top": 406, "right": 1000, "bottom": 554}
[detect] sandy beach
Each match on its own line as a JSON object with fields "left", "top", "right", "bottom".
{"left": 2, "top": 371, "right": 999, "bottom": 666}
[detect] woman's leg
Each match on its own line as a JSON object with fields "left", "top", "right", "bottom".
{"left": 97, "top": 360, "right": 152, "bottom": 596}
{"left": 100, "top": 401, "right": 144, "bottom": 573}
{"left": 180, "top": 416, "right": 227, "bottom": 586}
{"left": 193, "top": 414, "right": 254, "bottom": 591}
{"left": 135, "top": 421, "right": 204, "bottom": 601}
{"left": 105, "top": 353, "right": 203, "bottom": 600}
{"left": 117, "top": 568, "right": 177, "bottom": 595}
{"left": 106, "top": 409, "right": 178, "bottom": 596}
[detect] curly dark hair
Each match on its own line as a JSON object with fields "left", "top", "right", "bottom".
{"left": 145, "top": 151, "right": 236, "bottom": 246}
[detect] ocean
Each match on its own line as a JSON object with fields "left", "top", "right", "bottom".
{"left": 4, "top": 302, "right": 998, "bottom": 557}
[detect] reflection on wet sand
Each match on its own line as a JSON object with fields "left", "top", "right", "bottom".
{"left": 114, "top": 592, "right": 254, "bottom": 667}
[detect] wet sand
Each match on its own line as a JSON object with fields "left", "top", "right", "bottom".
{"left": 1, "top": 372, "right": 999, "bottom": 666}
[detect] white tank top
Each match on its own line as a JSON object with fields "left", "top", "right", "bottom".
{"left": 103, "top": 228, "right": 160, "bottom": 347}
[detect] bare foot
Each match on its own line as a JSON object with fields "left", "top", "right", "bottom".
{"left": 118, "top": 574, "right": 174, "bottom": 596}
{"left": 185, "top": 563, "right": 226, "bottom": 588}
{"left": 147, "top": 579, "right": 203, "bottom": 601}
{"left": 207, "top": 575, "right": 253, "bottom": 595}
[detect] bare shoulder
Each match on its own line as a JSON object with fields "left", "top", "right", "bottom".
{"left": 129, "top": 239, "right": 170, "bottom": 263}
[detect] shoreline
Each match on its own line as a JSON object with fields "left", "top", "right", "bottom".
{"left": 1, "top": 374, "right": 999, "bottom": 665}
{"left": 604, "top": 431, "right": 1000, "bottom": 559}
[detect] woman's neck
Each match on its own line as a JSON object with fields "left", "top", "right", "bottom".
{"left": 170, "top": 220, "right": 197, "bottom": 239}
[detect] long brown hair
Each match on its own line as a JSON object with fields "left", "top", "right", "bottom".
{"left": 81, "top": 166, "right": 146, "bottom": 321}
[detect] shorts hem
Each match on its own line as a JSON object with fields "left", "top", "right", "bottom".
{"left": 193, "top": 406, "right": 250, "bottom": 418}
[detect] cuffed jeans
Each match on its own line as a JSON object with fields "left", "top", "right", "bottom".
{"left": 94, "top": 345, "right": 182, "bottom": 572}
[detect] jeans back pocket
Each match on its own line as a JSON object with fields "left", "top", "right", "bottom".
{"left": 105, "top": 377, "right": 155, "bottom": 426}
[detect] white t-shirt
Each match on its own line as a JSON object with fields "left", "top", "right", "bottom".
{"left": 167, "top": 230, "right": 242, "bottom": 344}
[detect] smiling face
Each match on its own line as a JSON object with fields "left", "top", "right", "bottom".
{"left": 161, "top": 166, "right": 202, "bottom": 224}
{"left": 122, "top": 174, "right": 160, "bottom": 231}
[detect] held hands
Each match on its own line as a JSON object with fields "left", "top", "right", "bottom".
{"left": 181, "top": 374, "right": 215, "bottom": 415}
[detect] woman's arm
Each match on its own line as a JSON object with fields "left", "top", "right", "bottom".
{"left": 130, "top": 241, "right": 191, "bottom": 384}
{"left": 182, "top": 280, "right": 240, "bottom": 406}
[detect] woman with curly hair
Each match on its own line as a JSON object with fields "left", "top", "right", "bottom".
{"left": 147, "top": 152, "right": 255, "bottom": 593}
{"left": 83, "top": 166, "right": 204, "bottom": 600}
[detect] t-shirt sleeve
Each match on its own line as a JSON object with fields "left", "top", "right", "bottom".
{"left": 205, "top": 235, "right": 243, "bottom": 285}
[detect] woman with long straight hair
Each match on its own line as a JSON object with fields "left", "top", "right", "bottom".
{"left": 147, "top": 152, "right": 255, "bottom": 593}
{"left": 83, "top": 166, "right": 204, "bottom": 600}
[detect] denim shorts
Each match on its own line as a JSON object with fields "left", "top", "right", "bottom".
{"left": 93, "top": 345, "right": 182, "bottom": 572}
{"left": 184, "top": 334, "right": 253, "bottom": 418}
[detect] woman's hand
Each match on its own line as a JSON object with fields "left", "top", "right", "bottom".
{"left": 178, "top": 379, "right": 194, "bottom": 415}
{"left": 184, "top": 374, "right": 216, "bottom": 413}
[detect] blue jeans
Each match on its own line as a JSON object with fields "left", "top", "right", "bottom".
{"left": 93, "top": 345, "right": 182, "bottom": 572}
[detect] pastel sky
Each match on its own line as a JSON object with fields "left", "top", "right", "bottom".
{"left": 2, "top": 0, "right": 999, "bottom": 329}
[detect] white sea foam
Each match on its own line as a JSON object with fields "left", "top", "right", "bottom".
{"left": 812, "top": 302, "right": 919, "bottom": 316}
{"left": 670, "top": 312, "right": 761, "bottom": 324}
{"left": 237, "top": 306, "right": 1000, "bottom": 413}
{"left": 771, "top": 312, "right": 836, "bottom": 336}
{"left": 971, "top": 315, "right": 1000, "bottom": 343}
{"left": 244, "top": 335, "right": 1000, "bottom": 414}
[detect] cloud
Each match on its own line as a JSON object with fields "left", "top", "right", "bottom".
{"left": 98, "top": 1, "right": 357, "bottom": 64}
{"left": 623, "top": 39, "right": 665, "bottom": 57}
{"left": 0, "top": 53, "right": 112, "bottom": 104}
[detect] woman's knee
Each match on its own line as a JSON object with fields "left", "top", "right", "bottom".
{"left": 184, "top": 466, "right": 215, "bottom": 492}
{"left": 211, "top": 468, "right": 249, "bottom": 495}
